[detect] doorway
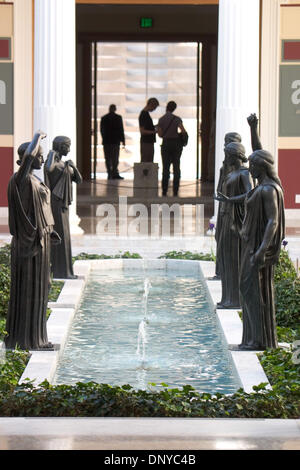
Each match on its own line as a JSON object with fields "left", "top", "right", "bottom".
{"left": 76, "top": 3, "right": 218, "bottom": 185}
{"left": 90, "top": 41, "right": 202, "bottom": 181}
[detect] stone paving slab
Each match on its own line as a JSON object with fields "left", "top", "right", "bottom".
{"left": 0, "top": 417, "right": 299, "bottom": 450}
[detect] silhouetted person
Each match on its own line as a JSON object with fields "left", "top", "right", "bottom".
{"left": 139, "top": 97, "right": 159, "bottom": 163}
{"left": 44, "top": 136, "right": 82, "bottom": 279}
{"left": 100, "top": 104, "right": 125, "bottom": 179}
{"left": 5, "top": 131, "right": 60, "bottom": 351}
{"left": 157, "top": 101, "right": 187, "bottom": 196}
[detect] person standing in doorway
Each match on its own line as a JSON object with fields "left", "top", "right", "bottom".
{"left": 139, "top": 97, "right": 159, "bottom": 163}
{"left": 100, "top": 104, "right": 125, "bottom": 179}
{"left": 157, "top": 101, "right": 187, "bottom": 196}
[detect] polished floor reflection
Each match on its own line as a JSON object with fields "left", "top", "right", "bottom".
{"left": 77, "top": 179, "right": 214, "bottom": 237}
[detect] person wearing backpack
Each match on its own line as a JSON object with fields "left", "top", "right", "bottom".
{"left": 157, "top": 101, "right": 187, "bottom": 196}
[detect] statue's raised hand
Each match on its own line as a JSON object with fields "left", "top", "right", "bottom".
{"left": 247, "top": 113, "right": 258, "bottom": 128}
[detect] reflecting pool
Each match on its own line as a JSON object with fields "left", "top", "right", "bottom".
{"left": 53, "top": 269, "right": 241, "bottom": 394}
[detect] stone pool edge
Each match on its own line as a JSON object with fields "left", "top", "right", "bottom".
{"left": 17, "top": 258, "right": 271, "bottom": 394}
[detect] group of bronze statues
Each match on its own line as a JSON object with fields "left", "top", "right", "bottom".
{"left": 214, "top": 114, "right": 285, "bottom": 351}
{"left": 4, "top": 114, "right": 285, "bottom": 353}
{"left": 5, "top": 131, "right": 82, "bottom": 351}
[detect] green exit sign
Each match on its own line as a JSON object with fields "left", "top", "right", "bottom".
{"left": 140, "top": 17, "right": 153, "bottom": 28}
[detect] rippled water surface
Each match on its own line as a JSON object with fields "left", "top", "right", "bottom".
{"left": 53, "top": 269, "right": 241, "bottom": 394}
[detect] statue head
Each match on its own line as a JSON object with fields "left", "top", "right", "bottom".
{"left": 52, "top": 136, "right": 71, "bottom": 157}
{"left": 17, "top": 141, "right": 44, "bottom": 168}
{"left": 225, "top": 141, "right": 247, "bottom": 165}
{"left": 16, "top": 142, "right": 30, "bottom": 165}
{"left": 224, "top": 132, "right": 242, "bottom": 147}
{"left": 249, "top": 149, "right": 282, "bottom": 188}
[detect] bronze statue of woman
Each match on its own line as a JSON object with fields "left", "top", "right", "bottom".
{"left": 44, "top": 136, "right": 82, "bottom": 279}
{"left": 213, "top": 132, "right": 242, "bottom": 280}
{"left": 218, "top": 149, "right": 285, "bottom": 350}
{"left": 5, "top": 131, "right": 60, "bottom": 350}
{"left": 239, "top": 150, "right": 285, "bottom": 350}
{"left": 215, "top": 142, "right": 252, "bottom": 308}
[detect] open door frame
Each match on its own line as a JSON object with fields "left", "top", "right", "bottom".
{"left": 77, "top": 33, "right": 217, "bottom": 183}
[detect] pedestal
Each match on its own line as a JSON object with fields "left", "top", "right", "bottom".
{"left": 134, "top": 162, "right": 158, "bottom": 198}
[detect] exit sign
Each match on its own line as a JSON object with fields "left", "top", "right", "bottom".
{"left": 140, "top": 17, "right": 153, "bottom": 28}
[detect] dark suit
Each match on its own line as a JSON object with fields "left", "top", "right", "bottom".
{"left": 100, "top": 112, "right": 125, "bottom": 178}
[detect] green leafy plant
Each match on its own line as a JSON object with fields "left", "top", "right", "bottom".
{"left": 274, "top": 250, "right": 300, "bottom": 329}
{"left": 0, "top": 352, "right": 299, "bottom": 418}
{"left": 274, "top": 249, "right": 297, "bottom": 282}
{"left": 0, "top": 349, "right": 30, "bottom": 394}
{"left": 48, "top": 280, "right": 64, "bottom": 302}
{"left": 0, "top": 264, "right": 10, "bottom": 319}
{"left": 0, "top": 247, "right": 299, "bottom": 419}
{"left": 0, "top": 244, "right": 11, "bottom": 267}
{"left": 159, "top": 250, "right": 215, "bottom": 261}
{"left": 73, "top": 251, "right": 142, "bottom": 262}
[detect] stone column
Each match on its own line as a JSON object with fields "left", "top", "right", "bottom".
{"left": 34, "top": 0, "right": 83, "bottom": 234}
{"left": 260, "top": 0, "right": 280, "bottom": 166}
{"left": 212, "top": 0, "right": 260, "bottom": 221}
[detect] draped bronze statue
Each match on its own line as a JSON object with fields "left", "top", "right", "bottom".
{"left": 213, "top": 132, "right": 242, "bottom": 280}
{"left": 216, "top": 142, "right": 252, "bottom": 308}
{"left": 239, "top": 150, "right": 285, "bottom": 349}
{"left": 217, "top": 148, "right": 285, "bottom": 350}
{"left": 5, "top": 131, "right": 61, "bottom": 351}
{"left": 44, "top": 136, "right": 82, "bottom": 279}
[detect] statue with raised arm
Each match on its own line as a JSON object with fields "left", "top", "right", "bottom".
{"left": 239, "top": 149, "right": 285, "bottom": 349}
{"left": 5, "top": 131, "right": 61, "bottom": 351}
{"left": 216, "top": 149, "right": 285, "bottom": 350}
{"left": 44, "top": 136, "right": 82, "bottom": 279}
{"left": 215, "top": 142, "right": 253, "bottom": 308}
